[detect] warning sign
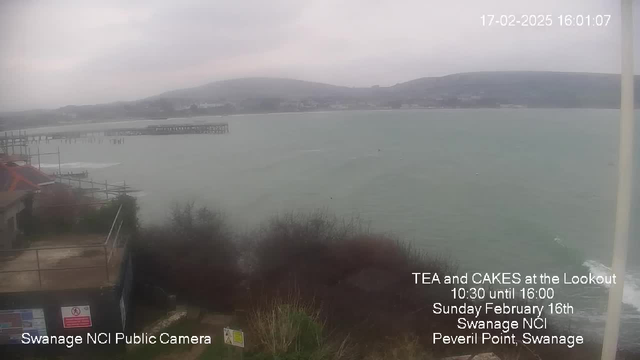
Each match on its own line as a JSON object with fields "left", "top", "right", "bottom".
{"left": 223, "top": 328, "right": 244, "bottom": 348}
{"left": 61, "top": 306, "right": 92, "bottom": 329}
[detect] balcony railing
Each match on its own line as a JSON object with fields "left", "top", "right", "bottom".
{"left": 0, "top": 204, "right": 126, "bottom": 292}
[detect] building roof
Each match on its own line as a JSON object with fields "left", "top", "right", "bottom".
{"left": 0, "top": 190, "right": 28, "bottom": 211}
{"left": 0, "top": 163, "right": 53, "bottom": 192}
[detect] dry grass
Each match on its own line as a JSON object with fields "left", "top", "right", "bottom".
{"left": 250, "top": 293, "right": 323, "bottom": 354}
{"left": 249, "top": 292, "right": 355, "bottom": 360}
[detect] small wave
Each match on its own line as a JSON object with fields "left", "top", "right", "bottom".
{"left": 553, "top": 236, "right": 566, "bottom": 247}
{"left": 38, "top": 162, "right": 120, "bottom": 170}
{"left": 347, "top": 153, "right": 379, "bottom": 160}
{"left": 549, "top": 236, "right": 584, "bottom": 267}
{"left": 583, "top": 260, "right": 640, "bottom": 312}
{"left": 299, "top": 149, "right": 327, "bottom": 153}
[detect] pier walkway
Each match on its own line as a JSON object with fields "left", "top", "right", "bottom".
{"left": 1, "top": 123, "right": 229, "bottom": 143}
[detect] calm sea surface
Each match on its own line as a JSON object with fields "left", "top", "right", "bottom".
{"left": 28, "top": 109, "right": 640, "bottom": 350}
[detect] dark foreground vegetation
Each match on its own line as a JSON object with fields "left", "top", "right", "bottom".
{"left": 17, "top": 188, "right": 139, "bottom": 247}
{"left": 130, "top": 201, "right": 638, "bottom": 360}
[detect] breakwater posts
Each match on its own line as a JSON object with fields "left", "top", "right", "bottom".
{"left": 104, "top": 123, "right": 229, "bottom": 136}
{"left": 1, "top": 131, "right": 30, "bottom": 153}
{"left": 5, "top": 123, "right": 230, "bottom": 143}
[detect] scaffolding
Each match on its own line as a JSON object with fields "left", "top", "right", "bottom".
{"left": 0, "top": 131, "right": 31, "bottom": 164}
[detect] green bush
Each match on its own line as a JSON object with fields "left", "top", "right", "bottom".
{"left": 249, "top": 294, "right": 353, "bottom": 360}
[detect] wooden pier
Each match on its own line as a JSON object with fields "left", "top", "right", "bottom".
{"left": 50, "top": 170, "right": 89, "bottom": 179}
{"left": 104, "top": 123, "right": 229, "bottom": 136}
{"left": 0, "top": 130, "right": 30, "bottom": 158}
{"left": 1, "top": 123, "right": 229, "bottom": 143}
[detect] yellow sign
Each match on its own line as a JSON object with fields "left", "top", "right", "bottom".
{"left": 223, "top": 328, "right": 245, "bottom": 348}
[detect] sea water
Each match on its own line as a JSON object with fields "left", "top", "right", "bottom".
{"left": 29, "top": 109, "right": 640, "bottom": 350}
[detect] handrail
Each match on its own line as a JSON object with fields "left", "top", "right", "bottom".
{"left": 0, "top": 202, "right": 127, "bottom": 290}
{"left": 104, "top": 204, "right": 123, "bottom": 246}
{"left": 0, "top": 265, "right": 109, "bottom": 273}
{"left": 53, "top": 175, "right": 129, "bottom": 190}
{"left": 0, "top": 245, "right": 111, "bottom": 288}
{"left": 0, "top": 244, "right": 106, "bottom": 252}
{"left": 0, "top": 204, "right": 122, "bottom": 253}
{"left": 107, "top": 220, "right": 124, "bottom": 264}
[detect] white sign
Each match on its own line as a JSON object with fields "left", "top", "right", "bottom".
{"left": 223, "top": 328, "right": 244, "bottom": 348}
{"left": 61, "top": 305, "right": 92, "bottom": 328}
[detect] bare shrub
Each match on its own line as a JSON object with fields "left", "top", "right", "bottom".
{"left": 241, "top": 210, "right": 459, "bottom": 350}
{"left": 243, "top": 210, "right": 366, "bottom": 274}
{"left": 132, "top": 202, "right": 240, "bottom": 310}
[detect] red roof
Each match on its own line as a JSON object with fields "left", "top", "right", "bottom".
{"left": 0, "top": 163, "right": 54, "bottom": 192}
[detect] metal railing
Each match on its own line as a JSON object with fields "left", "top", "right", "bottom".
{"left": 53, "top": 175, "right": 134, "bottom": 199}
{"left": 0, "top": 204, "right": 125, "bottom": 290}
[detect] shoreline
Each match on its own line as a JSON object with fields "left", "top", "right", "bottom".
{"left": 17, "top": 107, "right": 631, "bottom": 134}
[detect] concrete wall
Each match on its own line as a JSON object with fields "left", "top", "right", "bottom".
{"left": 0, "top": 288, "right": 125, "bottom": 357}
{"left": 0, "top": 201, "right": 24, "bottom": 250}
{"left": 0, "top": 251, "right": 133, "bottom": 358}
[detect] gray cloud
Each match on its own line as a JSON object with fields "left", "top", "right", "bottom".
{"left": 0, "top": 0, "right": 638, "bottom": 111}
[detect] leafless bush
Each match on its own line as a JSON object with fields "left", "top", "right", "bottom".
{"left": 132, "top": 202, "right": 240, "bottom": 310}
{"left": 240, "top": 210, "right": 459, "bottom": 348}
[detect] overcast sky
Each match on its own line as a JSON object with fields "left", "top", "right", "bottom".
{"left": 0, "top": 0, "right": 638, "bottom": 111}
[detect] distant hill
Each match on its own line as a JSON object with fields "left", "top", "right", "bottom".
{"left": 1, "top": 72, "right": 639, "bottom": 130}
{"left": 147, "top": 77, "right": 355, "bottom": 102}
{"left": 388, "top": 71, "right": 631, "bottom": 108}
{"left": 148, "top": 71, "right": 640, "bottom": 109}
